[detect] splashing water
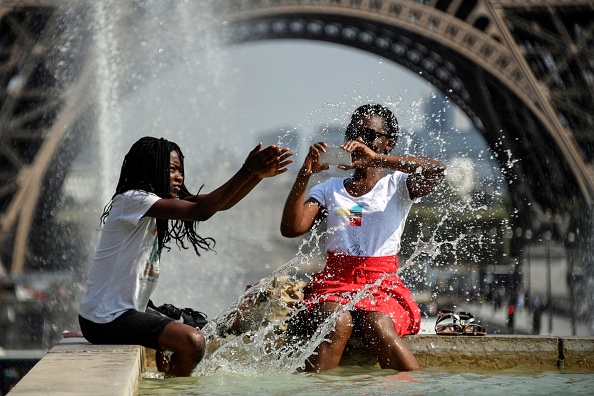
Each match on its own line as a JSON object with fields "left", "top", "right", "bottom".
{"left": 85, "top": 0, "right": 523, "bottom": 379}
{"left": 89, "top": 0, "right": 510, "bottom": 318}
{"left": 195, "top": 252, "right": 416, "bottom": 376}
{"left": 192, "top": 170, "right": 502, "bottom": 378}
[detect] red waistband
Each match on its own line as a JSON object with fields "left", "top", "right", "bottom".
{"left": 326, "top": 253, "right": 399, "bottom": 272}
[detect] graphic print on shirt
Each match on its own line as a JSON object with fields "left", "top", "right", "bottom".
{"left": 348, "top": 205, "right": 363, "bottom": 233}
{"left": 334, "top": 204, "right": 365, "bottom": 256}
{"left": 140, "top": 227, "right": 160, "bottom": 282}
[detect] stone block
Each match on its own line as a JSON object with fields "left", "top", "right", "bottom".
{"left": 405, "top": 335, "right": 560, "bottom": 370}
{"left": 562, "top": 337, "right": 594, "bottom": 371}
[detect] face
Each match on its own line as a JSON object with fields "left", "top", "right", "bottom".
{"left": 169, "top": 150, "right": 183, "bottom": 198}
{"left": 347, "top": 115, "right": 394, "bottom": 153}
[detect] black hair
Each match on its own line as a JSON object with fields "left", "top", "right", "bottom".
{"left": 100, "top": 136, "right": 215, "bottom": 256}
{"left": 345, "top": 103, "right": 400, "bottom": 145}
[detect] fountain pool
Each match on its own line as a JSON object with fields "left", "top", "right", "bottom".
{"left": 139, "top": 366, "right": 594, "bottom": 395}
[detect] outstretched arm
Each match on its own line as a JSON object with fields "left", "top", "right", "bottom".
{"left": 280, "top": 143, "right": 327, "bottom": 237}
{"left": 213, "top": 146, "right": 294, "bottom": 210}
{"left": 146, "top": 143, "right": 293, "bottom": 222}
{"left": 341, "top": 140, "right": 446, "bottom": 200}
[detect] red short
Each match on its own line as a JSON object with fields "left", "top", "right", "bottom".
{"left": 302, "top": 253, "right": 421, "bottom": 336}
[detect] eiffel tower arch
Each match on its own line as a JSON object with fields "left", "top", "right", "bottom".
{"left": 216, "top": 0, "right": 594, "bottom": 234}
{"left": 0, "top": 1, "right": 97, "bottom": 279}
{"left": 1, "top": 0, "right": 593, "bottom": 278}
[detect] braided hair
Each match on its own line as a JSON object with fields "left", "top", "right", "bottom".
{"left": 100, "top": 136, "right": 215, "bottom": 256}
{"left": 345, "top": 104, "right": 400, "bottom": 151}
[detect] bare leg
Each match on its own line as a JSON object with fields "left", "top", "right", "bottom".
{"left": 358, "top": 311, "right": 420, "bottom": 371}
{"left": 305, "top": 302, "right": 353, "bottom": 372}
{"left": 157, "top": 322, "right": 205, "bottom": 377}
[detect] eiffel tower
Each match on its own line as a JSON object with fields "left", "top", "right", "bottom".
{"left": 1, "top": 0, "right": 593, "bottom": 277}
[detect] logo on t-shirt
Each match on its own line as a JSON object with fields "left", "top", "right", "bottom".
{"left": 335, "top": 204, "right": 364, "bottom": 235}
{"left": 349, "top": 205, "right": 363, "bottom": 227}
{"left": 140, "top": 232, "right": 160, "bottom": 282}
{"left": 142, "top": 261, "right": 159, "bottom": 281}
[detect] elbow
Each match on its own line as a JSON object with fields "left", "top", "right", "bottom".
{"left": 194, "top": 209, "right": 216, "bottom": 222}
{"left": 280, "top": 227, "right": 295, "bottom": 238}
{"left": 280, "top": 223, "right": 301, "bottom": 238}
{"left": 436, "top": 161, "right": 447, "bottom": 173}
{"left": 201, "top": 213, "right": 215, "bottom": 221}
{"left": 434, "top": 162, "right": 447, "bottom": 181}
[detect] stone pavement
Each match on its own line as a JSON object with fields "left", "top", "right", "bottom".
{"left": 454, "top": 303, "right": 593, "bottom": 336}
{"left": 415, "top": 302, "right": 593, "bottom": 336}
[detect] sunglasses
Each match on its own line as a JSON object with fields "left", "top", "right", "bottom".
{"left": 346, "top": 127, "right": 392, "bottom": 145}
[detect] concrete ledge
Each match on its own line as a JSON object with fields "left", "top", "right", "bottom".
{"left": 408, "top": 335, "right": 561, "bottom": 370}
{"left": 9, "top": 335, "right": 594, "bottom": 395}
{"left": 8, "top": 338, "right": 142, "bottom": 396}
{"left": 342, "top": 335, "right": 572, "bottom": 370}
{"left": 562, "top": 338, "right": 594, "bottom": 371}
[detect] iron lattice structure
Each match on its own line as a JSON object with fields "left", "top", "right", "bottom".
{"left": 0, "top": 0, "right": 593, "bottom": 276}
{"left": 217, "top": 0, "right": 594, "bottom": 231}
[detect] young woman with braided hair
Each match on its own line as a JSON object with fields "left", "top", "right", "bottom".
{"left": 79, "top": 136, "right": 293, "bottom": 377}
{"left": 281, "top": 104, "right": 445, "bottom": 372}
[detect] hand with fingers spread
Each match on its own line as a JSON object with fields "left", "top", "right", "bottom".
{"left": 243, "top": 143, "right": 282, "bottom": 176}
{"left": 257, "top": 147, "right": 294, "bottom": 178}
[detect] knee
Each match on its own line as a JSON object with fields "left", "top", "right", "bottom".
{"left": 173, "top": 328, "right": 205, "bottom": 363}
{"left": 334, "top": 312, "right": 354, "bottom": 337}
{"left": 359, "top": 313, "right": 396, "bottom": 343}
{"left": 187, "top": 330, "right": 206, "bottom": 362}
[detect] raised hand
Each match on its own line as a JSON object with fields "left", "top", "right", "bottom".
{"left": 338, "top": 139, "right": 378, "bottom": 170}
{"left": 244, "top": 143, "right": 294, "bottom": 178}
{"left": 257, "top": 147, "right": 294, "bottom": 178}
{"left": 243, "top": 143, "right": 281, "bottom": 175}
{"left": 302, "top": 142, "right": 331, "bottom": 175}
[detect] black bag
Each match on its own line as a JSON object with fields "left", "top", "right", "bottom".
{"left": 147, "top": 300, "right": 209, "bottom": 329}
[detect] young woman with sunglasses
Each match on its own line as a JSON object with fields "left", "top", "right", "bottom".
{"left": 281, "top": 104, "right": 446, "bottom": 372}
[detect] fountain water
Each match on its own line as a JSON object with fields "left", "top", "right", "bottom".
{"left": 84, "top": 0, "right": 512, "bottom": 372}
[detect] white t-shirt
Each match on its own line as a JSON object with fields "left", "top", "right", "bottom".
{"left": 79, "top": 190, "right": 162, "bottom": 323}
{"left": 308, "top": 171, "right": 413, "bottom": 257}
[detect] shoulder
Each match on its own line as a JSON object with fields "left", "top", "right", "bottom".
{"left": 310, "top": 177, "right": 344, "bottom": 195}
{"left": 114, "top": 190, "right": 161, "bottom": 210}
{"left": 312, "top": 177, "right": 343, "bottom": 189}
{"left": 388, "top": 170, "right": 408, "bottom": 183}
{"left": 385, "top": 171, "right": 413, "bottom": 201}
{"left": 118, "top": 190, "right": 161, "bottom": 202}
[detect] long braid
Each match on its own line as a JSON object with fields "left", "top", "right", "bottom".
{"left": 100, "top": 137, "right": 215, "bottom": 256}
{"left": 154, "top": 138, "right": 172, "bottom": 256}
{"left": 167, "top": 141, "right": 216, "bottom": 255}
